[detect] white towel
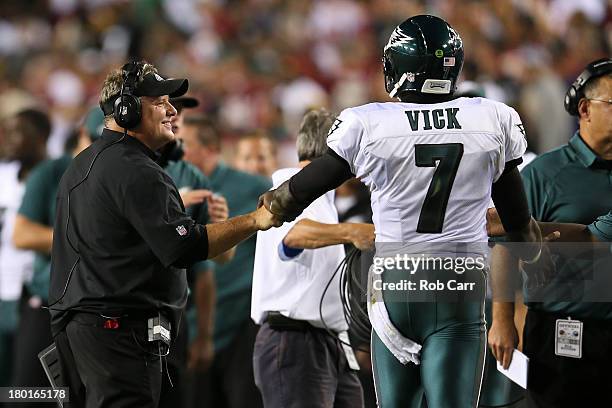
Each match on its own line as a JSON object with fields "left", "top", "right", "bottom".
{"left": 367, "top": 267, "right": 422, "bottom": 365}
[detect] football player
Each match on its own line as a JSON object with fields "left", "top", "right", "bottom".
{"left": 260, "top": 15, "right": 541, "bottom": 408}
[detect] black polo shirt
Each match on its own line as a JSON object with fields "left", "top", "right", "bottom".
{"left": 49, "top": 129, "right": 208, "bottom": 336}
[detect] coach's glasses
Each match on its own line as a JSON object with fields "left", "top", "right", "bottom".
{"left": 587, "top": 98, "right": 612, "bottom": 105}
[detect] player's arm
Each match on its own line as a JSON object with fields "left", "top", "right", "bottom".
{"left": 491, "top": 166, "right": 541, "bottom": 257}
{"left": 489, "top": 165, "right": 541, "bottom": 369}
{"left": 261, "top": 109, "right": 362, "bottom": 222}
{"left": 260, "top": 148, "right": 354, "bottom": 222}
{"left": 12, "top": 214, "right": 54, "bottom": 253}
{"left": 489, "top": 167, "right": 526, "bottom": 370}
{"left": 489, "top": 244, "right": 520, "bottom": 370}
{"left": 283, "top": 219, "right": 374, "bottom": 251}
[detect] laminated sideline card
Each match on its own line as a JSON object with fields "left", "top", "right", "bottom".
{"left": 496, "top": 349, "right": 529, "bottom": 389}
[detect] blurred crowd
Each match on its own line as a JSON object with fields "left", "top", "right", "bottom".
{"left": 0, "top": 0, "right": 610, "bottom": 163}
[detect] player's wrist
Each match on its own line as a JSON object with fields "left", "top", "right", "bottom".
{"left": 492, "top": 302, "right": 515, "bottom": 322}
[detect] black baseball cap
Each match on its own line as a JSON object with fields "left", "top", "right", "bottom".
{"left": 134, "top": 72, "right": 189, "bottom": 98}
{"left": 170, "top": 96, "right": 199, "bottom": 109}
{"left": 101, "top": 72, "right": 189, "bottom": 115}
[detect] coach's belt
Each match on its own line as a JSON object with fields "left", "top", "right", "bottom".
{"left": 70, "top": 311, "right": 158, "bottom": 330}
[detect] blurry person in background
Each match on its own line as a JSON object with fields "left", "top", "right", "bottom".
{"left": 519, "top": 59, "right": 574, "bottom": 154}
{"left": 44, "top": 68, "right": 87, "bottom": 159}
{"left": 167, "top": 95, "right": 230, "bottom": 222}
{"left": 181, "top": 115, "right": 271, "bottom": 408}
{"left": 489, "top": 58, "right": 612, "bottom": 408}
{"left": 157, "top": 95, "right": 230, "bottom": 408}
{"left": 233, "top": 132, "right": 278, "bottom": 178}
{"left": 0, "top": 109, "right": 50, "bottom": 388}
{"left": 252, "top": 108, "right": 370, "bottom": 408}
{"left": 9, "top": 108, "right": 93, "bottom": 407}
{"left": 1, "top": 109, "right": 50, "bottom": 179}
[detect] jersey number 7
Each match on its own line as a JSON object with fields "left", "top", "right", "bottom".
{"left": 415, "top": 143, "right": 464, "bottom": 234}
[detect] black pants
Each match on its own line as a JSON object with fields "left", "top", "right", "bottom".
{"left": 8, "top": 293, "right": 54, "bottom": 408}
{"left": 190, "top": 319, "right": 263, "bottom": 408}
{"left": 55, "top": 313, "right": 164, "bottom": 408}
{"left": 253, "top": 322, "right": 364, "bottom": 408}
{"left": 524, "top": 308, "right": 612, "bottom": 408}
{"left": 159, "top": 315, "right": 188, "bottom": 408}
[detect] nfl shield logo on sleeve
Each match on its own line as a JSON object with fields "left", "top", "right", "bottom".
{"left": 176, "top": 225, "right": 188, "bottom": 236}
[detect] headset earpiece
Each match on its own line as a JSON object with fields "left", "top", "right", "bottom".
{"left": 114, "top": 61, "right": 143, "bottom": 129}
{"left": 564, "top": 83, "right": 579, "bottom": 116}
{"left": 564, "top": 58, "right": 612, "bottom": 116}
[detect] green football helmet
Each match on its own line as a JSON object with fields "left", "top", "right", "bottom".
{"left": 383, "top": 15, "right": 464, "bottom": 98}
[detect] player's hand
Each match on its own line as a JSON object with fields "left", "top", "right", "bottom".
{"left": 207, "top": 194, "right": 229, "bottom": 223}
{"left": 257, "top": 181, "right": 301, "bottom": 222}
{"left": 181, "top": 189, "right": 213, "bottom": 208}
{"left": 187, "top": 335, "right": 214, "bottom": 372}
{"left": 350, "top": 224, "right": 375, "bottom": 251}
{"left": 488, "top": 317, "right": 518, "bottom": 370}
{"left": 252, "top": 205, "right": 283, "bottom": 230}
{"left": 486, "top": 207, "right": 505, "bottom": 237}
{"left": 258, "top": 190, "right": 272, "bottom": 209}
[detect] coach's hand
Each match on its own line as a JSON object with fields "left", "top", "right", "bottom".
{"left": 252, "top": 205, "right": 283, "bottom": 230}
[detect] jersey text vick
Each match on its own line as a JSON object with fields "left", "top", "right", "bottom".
{"left": 405, "top": 108, "right": 462, "bottom": 131}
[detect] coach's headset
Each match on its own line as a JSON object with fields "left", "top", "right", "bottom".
{"left": 564, "top": 57, "right": 612, "bottom": 116}
{"left": 47, "top": 62, "right": 143, "bottom": 311}
{"left": 113, "top": 61, "right": 144, "bottom": 129}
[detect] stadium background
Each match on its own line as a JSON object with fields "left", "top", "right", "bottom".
{"left": 0, "top": 0, "right": 610, "bottom": 163}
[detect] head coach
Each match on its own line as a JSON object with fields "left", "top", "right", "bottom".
{"left": 48, "top": 61, "right": 280, "bottom": 408}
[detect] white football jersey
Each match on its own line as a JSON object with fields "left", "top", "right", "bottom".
{"left": 327, "top": 97, "right": 527, "bottom": 244}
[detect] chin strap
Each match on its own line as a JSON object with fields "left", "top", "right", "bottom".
{"left": 389, "top": 73, "right": 408, "bottom": 98}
